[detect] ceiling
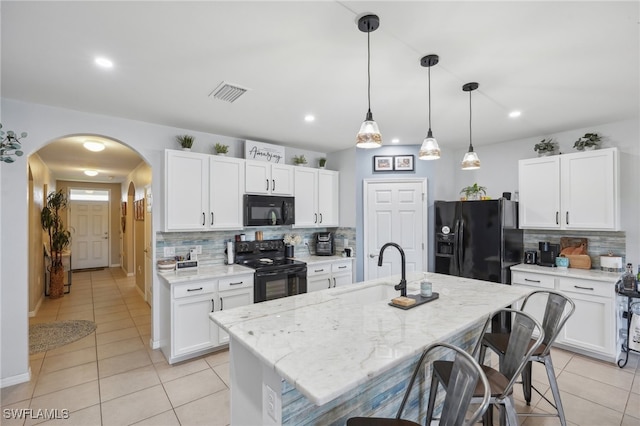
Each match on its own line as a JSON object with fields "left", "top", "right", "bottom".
{"left": 2, "top": 1, "right": 638, "bottom": 182}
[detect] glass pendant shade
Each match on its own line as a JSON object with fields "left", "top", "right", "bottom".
{"left": 461, "top": 149, "right": 480, "bottom": 170}
{"left": 418, "top": 129, "right": 440, "bottom": 160}
{"left": 356, "top": 115, "right": 383, "bottom": 148}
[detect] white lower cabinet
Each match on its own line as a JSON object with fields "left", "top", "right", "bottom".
{"left": 162, "top": 272, "right": 253, "bottom": 364}
{"left": 307, "top": 259, "right": 353, "bottom": 292}
{"left": 511, "top": 267, "right": 617, "bottom": 362}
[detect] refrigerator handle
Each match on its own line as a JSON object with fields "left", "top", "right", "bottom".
{"left": 457, "top": 220, "right": 464, "bottom": 275}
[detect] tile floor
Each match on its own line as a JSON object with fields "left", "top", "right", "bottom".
{"left": 1, "top": 267, "right": 639, "bottom": 425}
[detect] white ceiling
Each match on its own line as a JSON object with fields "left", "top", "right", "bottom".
{"left": 2, "top": 1, "right": 638, "bottom": 182}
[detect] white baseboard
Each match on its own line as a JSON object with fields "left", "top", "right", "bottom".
{"left": 110, "top": 263, "right": 121, "bottom": 268}
{"left": 135, "top": 284, "right": 145, "bottom": 299}
{"left": 0, "top": 368, "right": 31, "bottom": 389}
{"left": 29, "top": 296, "right": 44, "bottom": 317}
{"left": 151, "top": 338, "right": 160, "bottom": 350}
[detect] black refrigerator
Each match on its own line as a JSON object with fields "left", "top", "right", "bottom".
{"left": 434, "top": 199, "right": 523, "bottom": 284}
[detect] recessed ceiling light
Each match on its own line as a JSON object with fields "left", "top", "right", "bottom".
{"left": 391, "top": 138, "right": 400, "bottom": 144}
{"left": 84, "top": 170, "right": 98, "bottom": 177}
{"left": 94, "top": 57, "right": 114, "bottom": 68}
{"left": 83, "top": 141, "right": 105, "bottom": 152}
{"left": 304, "top": 115, "right": 315, "bottom": 123}
{"left": 509, "top": 110, "right": 521, "bottom": 118}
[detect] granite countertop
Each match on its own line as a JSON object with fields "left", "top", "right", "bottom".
{"left": 298, "top": 255, "right": 355, "bottom": 265}
{"left": 210, "top": 271, "right": 531, "bottom": 405}
{"left": 511, "top": 263, "right": 621, "bottom": 284}
{"left": 157, "top": 264, "right": 255, "bottom": 285}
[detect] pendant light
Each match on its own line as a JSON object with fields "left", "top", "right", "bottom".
{"left": 418, "top": 54, "right": 441, "bottom": 160}
{"left": 461, "top": 82, "right": 481, "bottom": 170}
{"left": 355, "top": 14, "right": 382, "bottom": 149}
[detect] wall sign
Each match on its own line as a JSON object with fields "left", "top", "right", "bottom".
{"left": 245, "top": 140, "right": 285, "bottom": 163}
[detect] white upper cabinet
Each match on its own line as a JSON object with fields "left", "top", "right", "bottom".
{"left": 165, "top": 150, "right": 244, "bottom": 231}
{"left": 519, "top": 148, "right": 619, "bottom": 231}
{"left": 294, "top": 168, "right": 339, "bottom": 227}
{"left": 245, "top": 160, "right": 294, "bottom": 195}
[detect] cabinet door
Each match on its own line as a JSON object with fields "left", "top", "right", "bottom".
{"left": 271, "top": 164, "right": 294, "bottom": 196}
{"left": 318, "top": 170, "right": 339, "bottom": 226}
{"left": 518, "top": 156, "right": 561, "bottom": 229}
{"left": 294, "top": 167, "right": 319, "bottom": 227}
{"left": 332, "top": 273, "right": 352, "bottom": 288}
{"left": 308, "top": 275, "right": 331, "bottom": 292}
{"left": 561, "top": 149, "right": 618, "bottom": 230}
{"left": 173, "top": 294, "right": 217, "bottom": 356}
{"left": 558, "top": 291, "right": 614, "bottom": 356}
{"left": 165, "top": 150, "right": 208, "bottom": 231}
{"left": 218, "top": 289, "right": 253, "bottom": 345}
{"left": 210, "top": 156, "right": 244, "bottom": 229}
{"left": 245, "top": 161, "right": 271, "bottom": 194}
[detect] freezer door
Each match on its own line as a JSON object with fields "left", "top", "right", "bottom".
{"left": 459, "top": 200, "right": 502, "bottom": 283}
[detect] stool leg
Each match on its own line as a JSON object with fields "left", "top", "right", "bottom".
{"left": 425, "top": 374, "right": 439, "bottom": 425}
{"left": 502, "top": 396, "right": 519, "bottom": 426}
{"left": 521, "top": 360, "right": 532, "bottom": 405}
{"left": 544, "top": 354, "right": 567, "bottom": 426}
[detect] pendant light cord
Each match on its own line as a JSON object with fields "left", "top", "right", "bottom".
{"left": 468, "top": 90, "right": 473, "bottom": 152}
{"left": 428, "top": 65, "right": 432, "bottom": 129}
{"left": 367, "top": 30, "right": 371, "bottom": 114}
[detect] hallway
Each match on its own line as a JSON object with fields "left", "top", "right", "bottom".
{"left": 1, "top": 268, "right": 230, "bottom": 425}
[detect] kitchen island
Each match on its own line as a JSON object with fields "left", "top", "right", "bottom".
{"left": 210, "top": 271, "right": 531, "bottom": 425}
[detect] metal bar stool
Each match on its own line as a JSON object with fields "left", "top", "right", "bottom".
{"left": 479, "top": 290, "right": 575, "bottom": 426}
{"left": 427, "top": 309, "right": 544, "bottom": 426}
{"left": 347, "top": 342, "right": 491, "bottom": 426}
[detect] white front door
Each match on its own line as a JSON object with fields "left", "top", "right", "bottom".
{"left": 69, "top": 200, "right": 109, "bottom": 269}
{"left": 363, "top": 179, "right": 427, "bottom": 281}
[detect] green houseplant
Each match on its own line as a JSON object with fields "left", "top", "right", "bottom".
{"left": 573, "top": 132, "right": 601, "bottom": 151}
{"left": 41, "top": 190, "right": 71, "bottom": 298}
{"left": 318, "top": 158, "right": 327, "bottom": 169}
{"left": 460, "top": 183, "right": 487, "bottom": 201}
{"left": 214, "top": 143, "right": 229, "bottom": 155}
{"left": 293, "top": 155, "right": 307, "bottom": 166}
{"left": 176, "top": 134, "right": 195, "bottom": 150}
{"left": 534, "top": 138, "right": 556, "bottom": 156}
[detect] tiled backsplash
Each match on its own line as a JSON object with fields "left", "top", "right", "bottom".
{"left": 524, "top": 230, "right": 626, "bottom": 269}
{"left": 156, "top": 227, "right": 356, "bottom": 265}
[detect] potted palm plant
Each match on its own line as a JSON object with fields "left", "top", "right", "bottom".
{"left": 293, "top": 155, "right": 307, "bottom": 166}
{"left": 176, "top": 134, "right": 195, "bottom": 151}
{"left": 573, "top": 132, "right": 601, "bottom": 151}
{"left": 214, "top": 143, "right": 229, "bottom": 155}
{"left": 460, "top": 183, "right": 487, "bottom": 201}
{"left": 41, "top": 190, "right": 71, "bottom": 298}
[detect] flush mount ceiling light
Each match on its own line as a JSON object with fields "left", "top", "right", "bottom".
{"left": 391, "top": 138, "right": 400, "bottom": 144}
{"left": 94, "top": 57, "right": 113, "bottom": 68}
{"left": 355, "top": 14, "right": 382, "bottom": 149}
{"left": 418, "top": 54, "right": 441, "bottom": 160}
{"left": 461, "top": 82, "right": 481, "bottom": 170}
{"left": 509, "top": 110, "right": 521, "bottom": 118}
{"left": 304, "top": 114, "right": 315, "bottom": 123}
{"left": 84, "top": 170, "right": 98, "bottom": 177}
{"left": 83, "top": 141, "right": 105, "bottom": 152}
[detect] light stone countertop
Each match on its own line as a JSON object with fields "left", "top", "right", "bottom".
{"left": 210, "top": 271, "right": 531, "bottom": 405}
{"left": 157, "top": 264, "right": 255, "bottom": 285}
{"left": 297, "top": 255, "right": 355, "bottom": 265}
{"left": 511, "top": 263, "right": 621, "bottom": 284}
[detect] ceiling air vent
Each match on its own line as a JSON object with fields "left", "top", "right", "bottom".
{"left": 209, "top": 82, "right": 249, "bottom": 103}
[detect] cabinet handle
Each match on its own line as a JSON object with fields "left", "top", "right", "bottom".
{"left": 229, "top": 281, "right": 243, "bottom": 286}
{"left": 272, "top": 179, "right": 275, "bottom": 191}
{"left": 314, "top": 269, "right": 325, "bottom": 273}
{"left": 187, "top": 287, "right": 204, "bottom": 292}
{"left": 266, "top": 179, "right": 269, "bottom": 191}
{"left": 566, "top": 211, "right": 569, "bottom": 225}
{"left": 574, "top": 285, "right": 594, "bottom": 291}
{"left": 202, "top": 212, "right": 205, "bottom": 226}
{"left": 314, "top": 213, "right": 318, "bottom": 223}
{"left": 556, "top": 212, "right": 559, "bottom": 225}
{"left": 319, "top": 213, "right": 323, "bottom": 223}
{"left": 524, "top": 278, "right": 540, "bottom": 283}
{"left": 338, "top": 266, "right": 347, "bottom": 269}
{"left": 211, "top": 299, "right": 214, "bottom": 312}
{"left": 333, "top": 278, "right": 336, "bottom": 288}
{"left": 327, "top": 278, "right": 331, "bottom": 289}
{"left": 211, "top": 212, "right": 214, "bottom": 226}
{"left": 220, "top": 297, "right": 224, "bottom": 310}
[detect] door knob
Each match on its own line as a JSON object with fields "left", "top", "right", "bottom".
{"left": 369, "top": 253, "right": 378, "bottom": 258}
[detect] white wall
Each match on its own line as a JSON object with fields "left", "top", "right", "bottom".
{"left": 451, "top": 118, "right": 640, "bottom": 265}
{"left": 329, "top": 147, "right": 356, "bottom": 228}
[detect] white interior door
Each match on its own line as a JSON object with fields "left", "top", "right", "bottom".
{"left": 364, "top": 179, "right": 427, "bottom": 281}
{"left": 70, "top": 200, "right": 109, "bottom": 269}
{"left": 144, "top": 186, "right": 153, "bottom": 306}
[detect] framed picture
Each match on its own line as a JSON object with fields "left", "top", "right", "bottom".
{"left": 373, "top": 156, "right": 394, "bottom": 172}
{"left": 394, "top": 155, "right": 414, "bottom": 171}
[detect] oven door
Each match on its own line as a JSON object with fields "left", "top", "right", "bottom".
{"left": 254, "top": 267, "right": 307, "bottom": 303}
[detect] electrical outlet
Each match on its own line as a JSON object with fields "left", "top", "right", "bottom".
{"left": 343, "top": 238, "right": 348, "bottom": 247}
{"left": 265, "top": 385, "right": 277, "bottom": 421}
{"left": 163, "top": 246, "right": 175, "bottom": 257}
{"left": 303, "top": 238, "right": 309, "bottom": 245}
{"left": 195, "top": 245, "right": 202, "bottom": 254}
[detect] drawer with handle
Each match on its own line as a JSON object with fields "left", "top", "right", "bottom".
{"left": 512, "top": 272, "right": 555, "bottom": 289}
{"left": 558, "top": 277, "right": 611, "bottom": 298}
{"left": 308, "top": 264, "right": 331, "bottom": 277}
{"left": 219, "top": 275, "right": 253, "bottom": 292}
{"left": 332, "top": 261, "right": 352, "bottom": 274}
{"left": 173, "top": 281, "right": 217, "bottom": 299}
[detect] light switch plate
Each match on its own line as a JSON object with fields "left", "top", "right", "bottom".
{"left": 163, "top": 246, "right": 175, "bottom": 257}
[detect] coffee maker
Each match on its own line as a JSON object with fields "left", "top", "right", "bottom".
{"left": 538, "top": 241, "right": 560, "bottom": 267}
{"left": 315, "top": 232, "right": 334, "bottom": 256}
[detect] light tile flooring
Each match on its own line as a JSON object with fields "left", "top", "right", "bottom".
{"left": 1, "top": 267, "right": 639, "bottom": 425}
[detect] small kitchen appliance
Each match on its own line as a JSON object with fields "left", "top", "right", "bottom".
{"left": 539, "top": 241, "right": 560, "bottom": 267}
{"left": 315, "top": 232, "right": 334, "bottom": 256}
{"left": 243, "top": 195, "right": 295, "bottom": 227}
{"left": 524, "top": 250, "right": 537, "bottom": 264}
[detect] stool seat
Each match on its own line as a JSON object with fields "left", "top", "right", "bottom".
{"left": 483, "top": 333, "right": 547, "bottom": 357}
{"left": 433, "top": 361, "right": 512, "bottom": 398}
{"left": 347, "top": 418, "right": 419, "bottom": 426}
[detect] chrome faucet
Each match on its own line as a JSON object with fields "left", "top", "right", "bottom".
{"left": 378, "top": 242, "right": 407, "bottom": 297}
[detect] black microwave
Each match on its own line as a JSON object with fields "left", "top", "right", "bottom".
{"left": 244, "top": 195, "right": 295, "bottom": 227}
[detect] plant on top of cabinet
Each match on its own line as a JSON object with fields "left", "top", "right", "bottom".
{"left": 176, "top": 134, "right": 195, "bottom": 150}
{"left": 214, "top": 143, "right": 229, "bottom": 155}
{"left": 318, "top": 158, "right": 327, "bottom": 169}
{"left": 533, "top": 138, "right": 556, "bottom": 156}
{"left": 293, "top": 154, "right": 307, "bottom": 166}
{"left": 573, "top": 132, "right": 601, "bottom": 151}
{"left": 460, "top": 183, "right": 486, "bottom": 201}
